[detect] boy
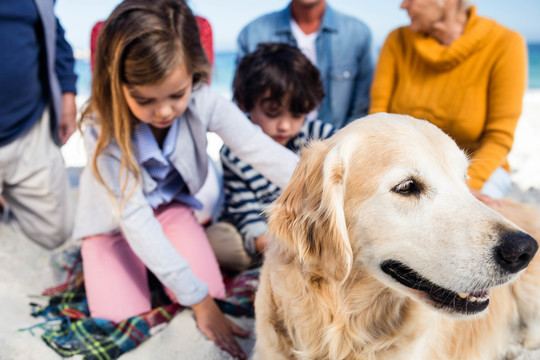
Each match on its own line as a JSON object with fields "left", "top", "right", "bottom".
{"left": 207, "top": 43, "right": 335, "bottom": 271}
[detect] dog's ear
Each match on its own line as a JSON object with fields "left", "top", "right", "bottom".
{"left": 267, "top": 139, "right": 353, "bottom": 282}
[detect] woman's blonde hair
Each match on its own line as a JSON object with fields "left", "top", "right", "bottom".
{"left": 81, "top": 0, "right": 210, "bottom": 201}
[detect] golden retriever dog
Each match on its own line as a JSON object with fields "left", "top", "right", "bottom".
{"left": 254, "top": 113, "right": 540, "bottom": 360}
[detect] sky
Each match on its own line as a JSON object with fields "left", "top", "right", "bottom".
{"left": 56, "top": 0, "right": 540, "bottom": 54}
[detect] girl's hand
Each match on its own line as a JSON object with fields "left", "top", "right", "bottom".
{"left": 191, "top": 295, "right": 250, "bottom": 359}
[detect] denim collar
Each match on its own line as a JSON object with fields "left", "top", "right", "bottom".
{"left": 275, "top": 3, "right": 339, "bottom": 36}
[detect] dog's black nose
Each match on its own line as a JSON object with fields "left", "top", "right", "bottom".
{"left": 494, "top": 231, "right": 538, "bottom": 273}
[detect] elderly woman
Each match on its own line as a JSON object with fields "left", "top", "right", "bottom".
{"left": 369, "top": 0, "right": 527, "bottom": 202}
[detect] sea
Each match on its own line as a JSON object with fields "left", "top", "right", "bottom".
{"left": 74, "top": 43, "right": 540, "bottom": 103}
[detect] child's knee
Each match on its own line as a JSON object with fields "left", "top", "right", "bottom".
{"left": 206, "top": 222, "right": 252, "bottom": 272}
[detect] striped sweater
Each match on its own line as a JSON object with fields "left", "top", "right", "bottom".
{"left": 220, "top": 120, "right": 335, "bottom": 254}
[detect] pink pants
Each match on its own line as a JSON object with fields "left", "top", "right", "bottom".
{"left": 81, "top": 202, "right": 225, "bottom": 322}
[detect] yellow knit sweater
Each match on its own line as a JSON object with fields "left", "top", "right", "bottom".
{"left": 369, "top": 6, "right": 527, "bottom": 190}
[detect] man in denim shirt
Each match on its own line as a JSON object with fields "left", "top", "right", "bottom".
{"left": 236, "top": 0, "right": 373, "bottom": 129}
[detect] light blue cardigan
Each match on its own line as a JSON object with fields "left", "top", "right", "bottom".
{"left": 74, "top": 85, "right": 299, "bottom": 306}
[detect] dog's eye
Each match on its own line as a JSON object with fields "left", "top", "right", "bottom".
{"left": 393, "top": 179, "right": 422, "bottom": 195}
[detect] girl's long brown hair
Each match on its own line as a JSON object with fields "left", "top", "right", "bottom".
{"left": 80, "top": 0, "right": 210, "bottom": 202}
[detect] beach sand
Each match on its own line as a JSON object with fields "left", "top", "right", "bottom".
{"left": 1, "top": 90, "right": 540, "bottom": 360}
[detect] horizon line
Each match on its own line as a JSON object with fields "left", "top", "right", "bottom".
{"left": 74, "top": 41, "right": 540, "bottom": 60}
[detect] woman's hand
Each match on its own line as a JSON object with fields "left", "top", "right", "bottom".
{"left": 431, "top": 0, "right": 468, "bottom": 45}
{"left": 191, "top": 295, "right": 250, "bottom": 359}
{"left": 471, "top": 190, "right": 502, "bottom": 207}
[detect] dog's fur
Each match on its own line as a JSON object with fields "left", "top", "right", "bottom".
{"left": 254, "top": 113, "right": 540, "bottom": 360}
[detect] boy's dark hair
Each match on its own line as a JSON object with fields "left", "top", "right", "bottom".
{"left": 233, "top": 43, "right": 325, "bottom": 114}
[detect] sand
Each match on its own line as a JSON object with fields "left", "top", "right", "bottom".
{"left": 1, "top": 90, "right": 539, "bottom": 360}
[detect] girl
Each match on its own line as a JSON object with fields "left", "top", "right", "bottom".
{"left": 74, "top": 0, "right": 299, "bottom": 358}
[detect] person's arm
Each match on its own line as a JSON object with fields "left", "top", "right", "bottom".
{"left": 81, "top": 122, "right": 210, "bottom": 305}
{"left": 369, "top": 30, "right": 399, "bottom": 115}
{"left": 221, "top": 148, "right": 271, "bottom": 255}
{"left": 191, "top": 295, "right": 248, "bottom": 359}
{"left": 346, "top": 25, "right": 374, "bottom": 124}
{"left": 54, "top": 17, "right": 78, "bottom": 144}
{"left": 205, "top": 88, "right": 299, "bottom": 190}
{"left": 87, "top": 143, "right": 209, "bottom": 307}
{"left": 467, "top": 32, "right": 527, "bottom": 190}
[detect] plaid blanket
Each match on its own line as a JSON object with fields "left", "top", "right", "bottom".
{"left": 25, "top": 248, "right": 260, "bottom": 360}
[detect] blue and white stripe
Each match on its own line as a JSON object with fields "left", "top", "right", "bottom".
{"left": 220, "top": 120, "right": 335, "bottom": 254}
